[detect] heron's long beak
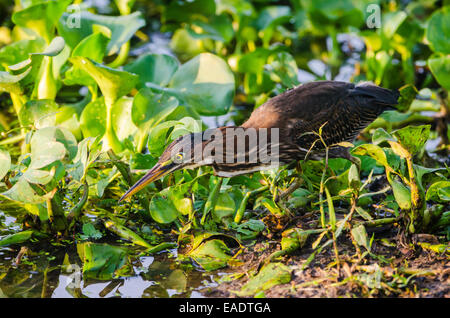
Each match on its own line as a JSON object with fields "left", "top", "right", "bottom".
{"left": 119, "top": 162, "right": 174, "bottom": 202}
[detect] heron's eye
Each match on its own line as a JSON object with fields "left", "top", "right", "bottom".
{"left": 173, "top": 152, "right": 184, "bottom": 164}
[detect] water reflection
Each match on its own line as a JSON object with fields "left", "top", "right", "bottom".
{"left": 0, "top": 244, "right": 216, "bottom": 298}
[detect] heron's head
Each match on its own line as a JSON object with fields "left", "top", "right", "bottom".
{"left": 119, "top": 131, "right": 215, "bottom": 202}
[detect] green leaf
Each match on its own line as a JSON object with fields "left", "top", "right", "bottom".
{"left": 235, "top": 263, "right": 291, "bottom": 297}
{"left": 0, "top": 149, "right": 10, "bottom": 180}
{"left": 325, "top": 186, "right": 336, "bottom": 230}
{"left": 426, "top": 181, "right": 450, "bottom": 202}
{"left": 149, "top": 194, "right": 179, "bottom": 224}
{"left": 428, "top": 55, "right": 450, "bottom": 91}
{"left": 64, "top": 32, "right": 110, "bottom": 87}
{"left": 12, "top": 0, "right": 72, "bottom": 43}
{"left": 0, "top": 38, "right": 45, "bottom": 68}
{"left": 212, "top": 192, "right": 236, "bottom": 224}
{"left": 352, "top": 143, "right": 389, "bottom": 167}
{"left": 0, "top": 230, "right": 35, "bottom": 247}
{"left": 1, "top": 178, "right": 53, "bottom": 204}
{"left": 397, "top": 84, "right": 418, "bottom": 112}
{"left": 112, "top": 96, "right": 138, "bottom": 142}
{"left": 80, "top": 223, "right": 103, "bottom": 240}
{"left": 0, "top": 67, "right": 31, "bottom": 95}
{"left": 188, "top": 13, "right": 235, "bottom": 43}
{"left": 351, "top": 224, "right": 370, "bottom": 251}
{"left": 372, "top": 128, "right": 395, "bottom": 146}
{"left": 104, "top": 219, "right": 153, "bottom": 249}
{"left": 58, "top": 11, "right": 146, "bottom": 55}
{"left": 30, "top": 127, "right": 78, "bottom": 164}
{"left": 124, "top": 54, "right": 179, "bottom": 89}
{"left": 22, "top": 167, "right": 55, "bottom": 185}
{"left": 393, "top": 125, "right": 430, "bottom": 156}
{"left": 168, "top": 53, "right": 235, "bottom": 116}
{"left": 188, "top": 239, "right": 232, "bottom": 271}
{"left": 70, "top": 57, "right": 139, "bottom": 106}
{"left": 426, "top": 6, "right": 450, "bottom": 54}
{"left": 18, "top": 99, "right": 59, "bottom": 128}
{"left": 389, "top": 177, "right": 412, "bottom": 210}
{"left": 131, "top": 88, "right": 179, "bottom": 130}
{"left": 80, "top": 97, "right": 106, "bottom": 138}
{"left": 81, "top": 243, "right": 130, "bottom": 280}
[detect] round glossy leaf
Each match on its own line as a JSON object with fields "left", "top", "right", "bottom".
{"left": 12, "top": 0, "right": 71, "bottom": 43}
{"left": 80, "top": 97, "right": 107, "bottom": 138}
{"left": 149, "top": 195, "right": 179, "bottom": 224}
{"left": 18, "top": 99, "right": 58, "bottom": 128}
{"left": 426, "top": 6, "right": 450, "bottom": 53}
{"left": 428, "top": 55, "right": 450, "bottom": 91}
{"left": 212, "top": 192, "right": 236, "bottom": 223}
{"left": 124, "top": 54, "right": 179, "bottom": 89}
{"left": 131, "top": 88, "right": 179, "bottom": 129}
{"left": 169, "top": 53, "right": 235, "bottom": 116}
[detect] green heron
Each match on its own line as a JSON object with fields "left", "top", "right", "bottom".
{"left": 120, "top": 81, "right": 399, "bottom": 201}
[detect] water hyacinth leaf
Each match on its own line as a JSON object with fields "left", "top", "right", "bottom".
{"left": 30, "top": 126, "right": 78, "bottom": 163}
{"left": 352, "top": 143, "right": 389, "bottom": 167}
{"left": 80, "top": 97, "right": 106, "bottom": 138}
{"left": 428, "top": 55, "right": 450, "bottom": 91}
{"left": 396, "top": 84, "right": 418, "bottom": 112}
{"left": 212, "top": 192, "right": 236, "bottom": 223}
{"left": 389, "top": 177, "right": 411, "bottom": 210}
{"left": 426, "top": 6, "right": 450, "bottom": 54}
{"left": 149, "top": 195, "right": 179, "bottom": 224}
{"left": 288, "top": 188, "right": 312, "bottom": 208}
{"left": 351, "top": 224, "right": 370, "bottom": 251}
{"left": 64, "top": 32, "right": 110, "bottom": 87}
{"left": 69, "top": 57, "right": 139, "bottom": 106}
{"left": 0, "top": 67, "right": 31, "bottom": 95}
{"left": 268, "top": 52, "right": 299, "bottom": 87}
{"left": 388, "top": 140, "right": 410, "bottom": 159}
{"left": 0, "top": 149, "right": 11, "bottom": 180}
{"left": 0, "top": 38, "right": 46, "bottom": 68}
{"left": 29, "top": 140, "right": 66, "bottom": 169}
{"left": 22, "top": 167, "right": 55, "bottom": 185}
{"left": 426, "top": 181, "right": 450, "bottom": 202}
{"left": 235, "top": 220, "right": 265, "bottom": 240}
{"left": 58, "top": 11, "right": 145, "bottom": 55}
{"left": 131, "top": 88, "right": 179, "bottom": 130}
{"left": 18, "top": 99, "right": 58, "bottom": 128}
{"left": 12, "top": 0, "right": 72, "bottom": 43}
{"left": 163, "top": 0, "right": 216, "bottom": 23}
{"left": 372, "top": 128, "right": 395, "bottom": 146}
{"left": 235, "top": 263, "right": 291, "bottom": 297}
{"left": 80, "top": 223, "right": 103, "bottom": 240}
{"left": 256, "top": 6, "right": 291, "bottom": 30}
{"left": 124, "top": 54, "right": 179, "bottom": 89}
{"left": 0, "top": 230, "right": 34, "bottom": 247}
{"left": 81, "top": 243, "right": 129, "bottom": 280}
{"left": 188, "top": 13, "right": 235, "bottom": 43}
{"left": 168, "top": 53, "right": 235, "bottom": 116}
{"left": 112, "top": 96, "right": 138, "bottom": 142}
{"left": 393, "top": 125, "right": 430, "bottom": 156}
{"left": 188, "top": 239, "right": 232, "bottom": 271}
{"left": 104, "top": 219, "right": 153, "bottom": 249}
{"left": 1, "top": 178, "right": 52, "bottom": 204}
